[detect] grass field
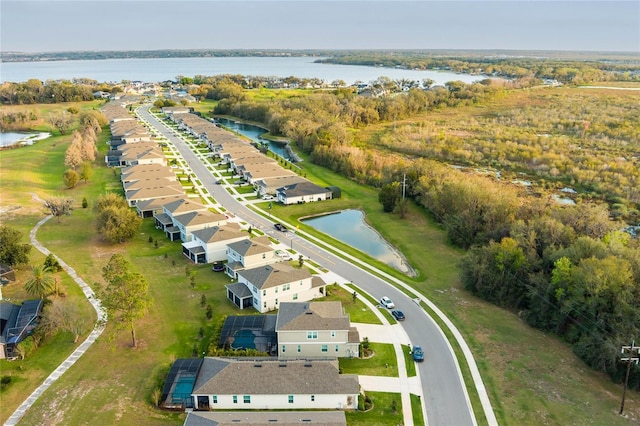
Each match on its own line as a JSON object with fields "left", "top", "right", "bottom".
{"left": 1, "top": 100, "right": 638, "bottom": 425}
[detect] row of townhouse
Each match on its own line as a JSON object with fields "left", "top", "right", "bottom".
{"left": 163, "top": 109, "right": 336, "bottom": 204}
{"left": 101, "top": 102, "right": 196, "bottom": 209}
{"left": 104, "top": 104, "right": 330, "bottom": 316}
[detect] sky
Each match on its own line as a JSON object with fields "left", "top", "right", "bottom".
{"left": 1, "top": 1, "right": 639, "bottom": 53}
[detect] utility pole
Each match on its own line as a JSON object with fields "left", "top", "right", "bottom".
{"left": 619, "top": 340, "right": 639, "bottom": 415}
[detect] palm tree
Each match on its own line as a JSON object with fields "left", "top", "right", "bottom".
{"left": 24, "top": 264, "right": 56, "bottom": 299}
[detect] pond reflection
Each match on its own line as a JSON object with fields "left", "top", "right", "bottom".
{"left": 302, "top": 209, "right": 416, "bottom": 276}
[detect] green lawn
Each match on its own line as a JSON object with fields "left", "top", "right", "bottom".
{"left": 1, "top": 102, "right": 638, "bottom": 426}
{"left": 339, "top": 343, "right": 398, "bottom": 377}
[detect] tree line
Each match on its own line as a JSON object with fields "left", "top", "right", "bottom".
{"left": 318, "top": 52, "right": 640, "bottom": 85}
{"left": 199, "top": 77, "right": 639, "bottom": 389}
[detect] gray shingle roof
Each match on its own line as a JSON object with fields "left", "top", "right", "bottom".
{"left": 238, "top": 263, "right": 310, "bottom": 290}
{"left": 226, "top": 237, "right": 272, "bottom": 256}
{"left": 192, "top": 358, "right": 359, "bottom": 395}
{"left": 275, "top": 302, "right": 350, "bottom": 332}
{"left": 191, "top": 223, "right": 244, "bottom": 243}
{"left": 184, "top": 410, "right": 347, "bottom": 426}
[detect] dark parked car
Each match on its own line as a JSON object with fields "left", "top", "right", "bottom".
{"left": 274, "top": 223, "right": 287, "bottom": 232}
{"left": 412, "top": 345, "right": 424, "bottom": 362}
{"left": 391, "top": 310, "right": 405, "bottom": 321}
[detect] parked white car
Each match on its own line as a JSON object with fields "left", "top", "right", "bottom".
{"left": 262, "top": 194, "right": 274, "bottom": 200}
{"left": 275, "top": 250, "right": 292, "bottom": 260}
{"left": 380, "top": 296, "right": 395, "bottom": 309}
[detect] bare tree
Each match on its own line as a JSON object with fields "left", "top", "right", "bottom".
{"left": 47, "top": 111, "right": 73, "bottom": 135}
{"left": 44, "top": 197, "right": 74, "bottom": 222}
{"left": 40, "top": 299, "right": 88, "bottom": 343}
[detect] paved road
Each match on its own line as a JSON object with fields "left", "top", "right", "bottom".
{"left": 138, "top": 106, "right": 495, "bottom": 426}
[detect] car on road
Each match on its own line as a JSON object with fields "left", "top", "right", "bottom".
{"left": 391, "top": 310, "right": 405, "bottom": 321}
{"left": 215, "top": 179, "right": 223, "bottom": 184}
{"left": 262, "top": 194, "right": 274, "bottom": 200}
{"left": 274, "top": 223, "right": 287, "bottom": 232}
{"left": 412, "top": 345, "right": 424, "bottom": 362}
{"left": 379, "top": 296, "right": 395, "bottom": 309}
{"left": 212, "top": 263, "right": 225, "bottom": 272}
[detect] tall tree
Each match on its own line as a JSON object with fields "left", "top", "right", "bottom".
{"left": 63, "top": 169, "right": 79, "bottom": 188}
{"left": 0, "top": 225, "right": 32, "bottom": 266}
{"left": 100, "top": 254, "right": 151, "bottom": 348}
{"left": 24, "top": 264, "right": 56, "bottom": 299}
{"left": 96, "top": 205, "right": 142, "bottom": 243}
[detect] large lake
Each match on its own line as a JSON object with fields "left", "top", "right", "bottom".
{"left": 1, "top": 56, "right": 485, "bottom": 86}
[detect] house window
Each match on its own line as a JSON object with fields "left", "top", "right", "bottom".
{"left": 297, "top": 345, "right": 301, "bottom": 353}
{"left": 263, "top": 301, "right": 267, "bottom": 308}
{"left": 244, "top": 395, "right": 251, "bottom": 404}
{"left": 233, "top": 395, "right": 238, "bottom": 404}
{"left": 275, "top": 299, "right": 278, "bottom": 305}
{"left": 212, "top": 396, "right": 218, "bottom": 404}
{"left": 335, "top": 345, "right": 339, "bottom": 352}
{"left": 263, "top": 289, "right": 266, "bottom": 296}
{"left": 283, "top": 283, "right": 290, "bottom": 291}
{"left": 331, "top": 331, "right": 336, "bottom": 338}
{"left": 311, "top": 395, "right": 315, "bottom": 402}
{"left": 275, "top": 287, "right": 278, "bottom": 293}
{"left": 288, "top": 395, "right": 294, "bottom": 404}
{"left": 262, "top": 253, "right": 266, "bottom": 259}
{"left": 282, "top": 345, "right": 286, "bottom": 353}
{"left": 293, "top": 293, "right": 298, "bottom": 300}
{"left": 321, "top": 345, "right": 328, "bottom": 352}
{"left": 307, "top": 331, "right": 318, "bottom": 340}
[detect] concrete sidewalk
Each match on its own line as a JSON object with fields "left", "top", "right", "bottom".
{"left": 4, "top": 214, "right": 107, "bottom": 426}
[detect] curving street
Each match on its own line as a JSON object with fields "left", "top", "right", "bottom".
{"left": 138, "top": 106, "right": 498, "bottom": 426}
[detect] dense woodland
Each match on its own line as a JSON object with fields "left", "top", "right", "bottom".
{"left": 2, "top": 54, "right": 639, "bottom": 389}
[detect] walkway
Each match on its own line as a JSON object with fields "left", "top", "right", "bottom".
{"left": 4, "top": 215, "right": 107, "bottom": 426}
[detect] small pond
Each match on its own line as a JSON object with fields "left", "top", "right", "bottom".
{"left": 215, "top": 118, "right": 291, "bottom": 160}
{"left": 0, "top": 132, "right": 51, "bottom": 147}
{"left": 302, "top": 209, "right": 416, "bottom": 277}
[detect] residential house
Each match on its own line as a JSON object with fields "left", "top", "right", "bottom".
{"left": 224, "top": 236, "right": 277, "bottom": 278}
{"left": 154, "top": 197, "right": 209, "bottom": 239}
{"left": 190, "top": 357, "right": 359, "bottom": 410}
{"left": 241, "top": 164, "right": 297, "bottom": 184}
{"left": 171, "top": 210, "right": 228, "bottom": 243}
{"left": 0, "top": 300, "right": 43, "bottom": 359}
{"left": 275, "top": 301, "right": 360, "bottom": 359}
{"left": 226, "top": 263, "right": 327, "bottom": 313}
{"left": 276, "top": 302, "right": 360, "bottom": 359}
{"left": 182, "top": 223, "right": 247, "bottom": 264}
{"left": 135, "top": 195, "right": 186, "bottom": 218}
{"left": 253, "top": 175, "right": 309, "bottom": 197}
{"left": 276, "top": 181, "right": 332, "bottom": 205}
{"left": 120, "top": 164, "right": 177, "bottom": 184}
{"left": 125, "top": 185, "right": 185, "bottom": 207}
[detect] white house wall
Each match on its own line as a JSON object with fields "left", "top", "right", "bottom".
{"left": 277, "top": 330, "right": 359, "bottom": 358}
{"left": 193, "top": 393, "right": 358, "bottom": 410}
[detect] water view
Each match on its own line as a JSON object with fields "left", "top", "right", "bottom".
{"left": 302, "top": 209, "right": 415, "bottom": 276}
{"left": 0, "top": 56, "right": 486, "bottom": 86}
{"left": 0, "top": 132, "right": 51, "bottom": 147}
{"left": 215, "top": 118, "right": 291, "bottom": 160}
